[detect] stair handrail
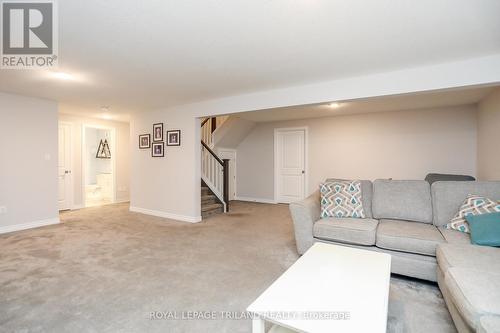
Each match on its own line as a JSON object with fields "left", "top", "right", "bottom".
{"left": 200, "top": 119, "right": 229, "bottom": 212}
{"left": 200, "top": 117, "right": 211, "bottom": 128}
{"left": 201, "top": 141, "right": 224, "bottom": 165}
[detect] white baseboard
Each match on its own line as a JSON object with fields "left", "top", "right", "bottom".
{"left": 70, "top": 200, "right": 129, "bottom": 210}
{"left": 129, "top": 206, "right": 201, "bottom": 223}
{"left": 0, "top": 217, "right": 60, "bottom": 234}
{"left": 234, "top": 196, "right": 277, "bottom": 204}
{"left": 114, "top": 199, "right": 130, "bottom": 204}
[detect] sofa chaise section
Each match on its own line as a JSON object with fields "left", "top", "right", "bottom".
{"left": 433, "top": 181, "right": 500, "bottom": 333}
{"left": 437, "top": 244, "right": 500, "bottom": 333}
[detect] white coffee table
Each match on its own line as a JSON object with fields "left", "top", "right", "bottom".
{"left": 247, "top": 242, "right": 391, "bottom": 333}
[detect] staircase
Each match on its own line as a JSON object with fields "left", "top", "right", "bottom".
{"left": 200, "top": 115, "right": 256, "bottom": 219}
{"left": 201, "top": 181, "right": 224, "bottom": 218}
{"left": 200, "top": 117, "right": 229, "bottom": 219}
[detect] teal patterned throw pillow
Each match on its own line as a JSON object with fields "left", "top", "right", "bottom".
{"left": 320, "top": 180, "right": 365, "bottom": 219}
{"left": 445, "top": 194, "right": 500, "bottom": 233}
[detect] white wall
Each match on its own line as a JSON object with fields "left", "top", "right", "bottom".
{"left": 236, "top": 106, "right": 478, "bottom": 201}
{"left": 0, "top": 93, "right": 59, "bottom": 231}
{"left": 58, "top": 114, "right": 130, "bottom": 206}
{"left": 130, "top": 109, "right": 200, "bottom": 222}
{"left": 130, "top": 56, "right": 500, "bottom": 221}
{"left": 477, "top": 88, "right": 500, "bottom": 180}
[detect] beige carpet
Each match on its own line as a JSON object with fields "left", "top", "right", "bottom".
{"left": 0, "top": 202, "right": 455, "bottom": 332}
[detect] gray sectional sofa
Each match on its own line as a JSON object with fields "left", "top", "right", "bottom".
{"left": 289, "top": 180, "right": 500, "bottom": 333}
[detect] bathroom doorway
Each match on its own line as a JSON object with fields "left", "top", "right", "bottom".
{"left": 82, "top": 125, "right": 116, "bottom": 207}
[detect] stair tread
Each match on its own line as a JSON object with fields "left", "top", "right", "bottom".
{"left": 201, "top": 194, "right": 216, "bottom": 199}
{"left": 201, "top": 203, "right": 223, "bottom": 212}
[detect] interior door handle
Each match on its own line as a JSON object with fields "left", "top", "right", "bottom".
{"left": 301, "top": 170, "right": 305, "bottom": 174}
{"left": 65, "top": 170, "right": 71, "bottom": 174}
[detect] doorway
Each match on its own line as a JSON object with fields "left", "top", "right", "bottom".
{"left": 58, "top": 122, "right": 73, "bottom": 210}
{"left": 274, "top": 127, "right": 307, "bottom": 204}
{"left": 82, "top": 125, "right": 116, "bottom": 207}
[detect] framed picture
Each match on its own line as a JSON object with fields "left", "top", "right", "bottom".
{"left": 166, "top": 130, "right": 181, "bottom": 146}
{"left": 139, "top": 134, "right": 151, "bottom": 149}
{"left": 96, "top": 139, "right": 111, "bottom": 158}
{"left": 152, "top": 142, "right": 164, "bottom": 157}
{"left": 153, "top": 123, "right": 164, "bottom": 142}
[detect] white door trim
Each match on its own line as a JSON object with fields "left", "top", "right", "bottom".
{"left": 82, "top": 124, "right": 117, "bottom": 207}
{"left": 274, "top": 127, "right": 308, "bottom": 204}
{"left": 217, "top": 148, "right": 237, "bottom": 200}
{"left": 58, "top": 121, "right": 74, "bottom": 210}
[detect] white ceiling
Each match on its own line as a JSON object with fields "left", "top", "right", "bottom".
{"left": 235, "top": 86, "right": 496, "bottom": 122}
{"left": 1, "top": 0, "right": 500, "bottom": 121}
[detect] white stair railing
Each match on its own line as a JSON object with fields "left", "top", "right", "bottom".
{"left": 200, "top": 118, "right": 228, "bottom": 212}
{"left": 201, "top": 118, "right": 213, "bottom": 147}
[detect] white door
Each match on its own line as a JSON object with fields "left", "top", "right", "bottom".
{"left": 218, "top": 149, "right": 236, "bottom": 200}
{"left": 58, "top": 123, "right": 72, "bottom": 210}
{"left": 275, "top": 129, "right": 306, "bottom": 203}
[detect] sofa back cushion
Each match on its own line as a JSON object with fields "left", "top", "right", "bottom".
{"left": 326, "top": 179, "right": 373, "bottom": 218}
{"left": 372, "top": 180, "right": 433, "bottom": 223}
{"left": 431, "top": 181, "right": 500, "bottom": 227}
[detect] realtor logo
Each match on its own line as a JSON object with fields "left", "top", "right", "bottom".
{"left": 1, "top": 0, "right": 58, "bottom": 68}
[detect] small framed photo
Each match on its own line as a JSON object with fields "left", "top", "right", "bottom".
{"left": 139, "top": 134, "right": 151, "bottom": 149}
{"left": 153, "top": 123, "right": 164, "bottom": 142}
{"left": 166, "top": 130, "right": 181, "bottom": 146}
{"left": 152, "top": 142, "right": 164, "bottom": 157}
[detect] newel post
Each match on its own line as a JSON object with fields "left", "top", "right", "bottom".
{"left": 223, "top": 159, "right": 229, "bottom": 212}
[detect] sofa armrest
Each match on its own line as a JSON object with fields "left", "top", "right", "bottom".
{"left": 289, "top": 191, "right": 321, "bottom": 255}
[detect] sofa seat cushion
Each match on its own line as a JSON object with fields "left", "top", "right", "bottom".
{"left": 445, "top": 267, "right": 500, "bottom": 330}
{"left": 436, "top": 243, "right": 500, "bottom": 273}
{"left": 313, "top": 218, "right": 378, "bottom": 246}
{"left": 376, "top": 219, "right": 444, "bottom": 256}
{"left": 438, "top": 227, "right": 471, "bottom": 245}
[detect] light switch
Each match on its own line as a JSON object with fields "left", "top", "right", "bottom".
{"left": 0, "top": 206, "right": 7, "bottom": 214}
{"left": 44, "top": 153, "right": 51, "bottom": 161}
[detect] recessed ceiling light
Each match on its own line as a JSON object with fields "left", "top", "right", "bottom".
{"left": 49, "top": 72, "right": 75, "bottom": 80}
{"left": 101, "top": 113, "right": 113, "bottom": 120}
{"left": 328, "top": 102, "right": 341, "bottom": 109}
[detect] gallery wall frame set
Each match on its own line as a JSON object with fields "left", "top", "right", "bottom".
{"left": 138, "top": 123, "right": 181, "bottom": 157}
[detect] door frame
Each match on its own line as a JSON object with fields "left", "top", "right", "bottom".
{"left": 81, "top": 124, "right": 117, "bottom": 207}
{"left": 217, "top": 148, "right": 237, "bottom": 201}
{"left": 58, "top": 121, "right": 74, "bottom": 210}
{"left": 274, "top": 127, "right": 309, "bottom": 204}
